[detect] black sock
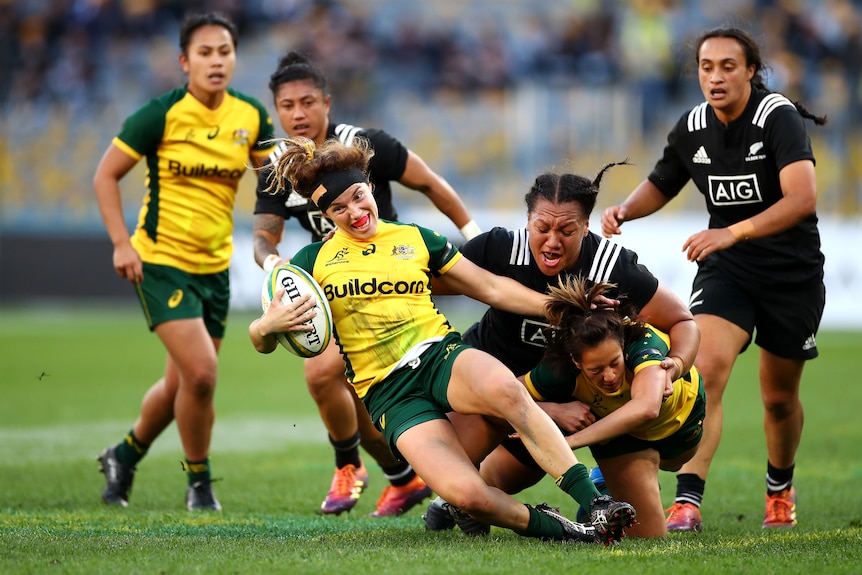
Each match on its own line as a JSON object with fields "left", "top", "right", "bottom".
{"left": 675, "top": 473, "right": 705, "bottom": 507}
{"left": 766, "top": 461, "right": 794, "bottom": 494}
{"left": 381, "top": 461, "right": 415, "bottom": 487}
{"left": 330, "top": 432, "right": 361, "bottom": 468}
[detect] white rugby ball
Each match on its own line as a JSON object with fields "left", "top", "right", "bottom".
{"left": 261, "top": 263, "right": 333, "bottom": 357}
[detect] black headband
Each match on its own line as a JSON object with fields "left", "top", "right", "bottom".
{"left": 310, "top": 168, "right": 368, "bottom": 212}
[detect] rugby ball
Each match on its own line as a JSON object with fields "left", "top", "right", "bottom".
{"left": 261, "top": 263, "right": 333, "bottom": 357}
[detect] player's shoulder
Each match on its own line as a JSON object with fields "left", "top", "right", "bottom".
{"left": 263, "top": 139, "right": 290, "bottom": 167}
{"left": 676, "top": 101, "right": 711, "bottom": 135}
{"left": 292, "top": 240, "right": 326, "bottom": 269}
{"left": 127, "top": 87, "right": 185, "bottom": 122}
{"left": 469, "top": 225, "right": 517, "bottom": 248}
{"left": 332, "top": 122, "right": 371, "bottom": 144}
{"left": 580, "top": 231, "right": 628, "bottom": 258}
{"left": 749, "top": 90, "right": 799, "bottom": 128}
{"left": 467, "top": 226, "right": 525, "bottom": 266}
{"left": 150, "top": 86, "right": 187, "bottom": 110}
{"left": 381, "top": 219, "right": 435, "bottom": 241}
{"left": 332, "top": 122, "right": 399, "bottom": 147}
{"left": 225, "top": 87, "right": 269, "bottom": 112}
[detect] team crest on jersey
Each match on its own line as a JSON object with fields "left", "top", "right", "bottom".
{"left": 233, "top": 129, "right": 250, "bottom": 146}
{"left": 391, "top": 245, "right": 415, "bottom": 260}
{"left": 746, "top": 141, "right": 766, "bottom": 162}
{"left": 590, "top": 392, "right": 606, "bottom": 412}
{"left": 325, "top": 247, "right": 350, "bottom": 266}
{"left": 707, "top": 174, "right": 763, "bottom": 206}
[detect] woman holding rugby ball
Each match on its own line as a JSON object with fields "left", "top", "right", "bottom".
{"left": 248, "top": 136, "right": 637, "bottom": 545}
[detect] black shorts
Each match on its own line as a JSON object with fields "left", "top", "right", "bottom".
{"left": 689, "top": 264, "right": 824, "bottom": 360}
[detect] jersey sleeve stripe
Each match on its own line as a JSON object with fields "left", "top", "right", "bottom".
{"left": 523, "top": 372, "right": 547, "bottom": 401}
{"left": 510, "top": 228, "right": 531, "bottom": 266}
{"left": 686, "top": 102, "right": 708, "bottom": 132}
{"left": 334, "top": 123, "right": 362, "bottom": 147}
{"left": 112, "top": 137, "right": 143, "bottom": 161}
{"left": 588, "top": 238, "right": 621, "bottom": 283}
{"left": 752, "top": 94, "right": 795, "bottom": 127}
{"left": 268, "top": 140, "right": 288, "bottom": 164}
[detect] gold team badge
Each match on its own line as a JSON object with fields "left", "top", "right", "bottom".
{"left": 391, "top": 245, "right": 415, "bottom": 260}
{"left": 232, "top": 129, "right": 250, "bottom": 146}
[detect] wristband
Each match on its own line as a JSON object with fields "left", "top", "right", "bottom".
{"left": 728, "top": 219, "right": 755, "bottom": 241}
{"left": 459, "top": 219, "right": 482, "bottom": 241}
{"left": 263, "top": 254, "right": 281, "bottom": 272}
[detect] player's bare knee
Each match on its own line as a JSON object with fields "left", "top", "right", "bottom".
{"left": 762, "top": 395, "right": 798, "bottom": 419}
{"left": 180, "top": 366, "right": 217, "bottom": 399}
{"left": 484, "top": 378, "right": 531, "bottom": 416}
{"left": 447, "top": 490, "right": 495, "bottom": 518}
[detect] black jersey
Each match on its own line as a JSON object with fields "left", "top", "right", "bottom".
{"left": 648, "top": 87, "right": 824, "bottom": 287}
{"left": 460, "top": 227, "right": 659, "bottom": 376}
{"left": 254, "top": 122, "right": 409, "bottom": 241}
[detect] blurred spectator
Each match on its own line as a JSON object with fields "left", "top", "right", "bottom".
{"left": 5, "top": 0, "right": 860, "bottom": 125}
{"left": 2, "top": 0, "right": 861, "bottom": 227}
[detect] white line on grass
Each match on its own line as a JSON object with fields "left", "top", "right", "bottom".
{"left": 0, "top": 416, "right": 328, "bottom": 463}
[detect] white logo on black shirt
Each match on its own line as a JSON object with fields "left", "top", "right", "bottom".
{"left": 521, "top": 319, "right": 550, "bottom": 348}
{"left": 707, "top": 174, "right": 763, "bottom": 205}
{"left": 746, "top": 141, "right": 766, "bottom": 162}
{"left": 802, "top": 334, "right": 817, "bottom": 351}
{"left": 283, "top": 190, "right": 309, "bottom": 208}
{"left": 692, "top": 146, "right": 711, "bottom": 164}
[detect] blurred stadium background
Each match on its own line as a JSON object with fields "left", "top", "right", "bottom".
{"left": 1, "top": 0, "right": 860, "bottom": 326}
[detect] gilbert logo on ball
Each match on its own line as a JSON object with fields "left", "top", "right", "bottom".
{"left": 261, "top": 264, "right": 333, "bottom": 357}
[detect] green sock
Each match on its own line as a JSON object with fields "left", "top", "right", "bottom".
{"left": 515, "top": 505, "right": 565, "bottom": 539}
{"left": 555, "top": 463, "right": 600, "bottom": 509}
{"left": 114, "top": 430, "right": 148, "bottom": 467}
{"left": 182, "top": 458, "right": 211, "bottom": 486}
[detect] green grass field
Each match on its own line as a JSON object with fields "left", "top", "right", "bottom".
{"left": 1, "top": 304, "right": 861, "bottom": 574}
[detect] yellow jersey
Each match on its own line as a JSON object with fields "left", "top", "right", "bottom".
{"left": 525, "top": 324, "right": 701, "bottom": 441}
{"left": 291, "top": 220, "right": 461, "bottom": 398}
{"left": 114, "top": 86, "right": 275, "bottom": 274}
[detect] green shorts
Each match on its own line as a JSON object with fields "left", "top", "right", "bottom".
{"left": 362, "top": 332, "right": 469, "bottom": 458}
{"left": 135, "top": 263, "right": 230, "bottom": 338}
{"left": 589, "top": 372, "right": 706, "bottom": 461}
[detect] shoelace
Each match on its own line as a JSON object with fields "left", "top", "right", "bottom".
{"left": 765, "top": 495, "right": 794, "bottom": 522}
{"left": 375, "top": 485, "right": 396, "bottom": 508}
{"left": 331, "top": 467, "right": 360, "bottom": 496}
{"left": 665, "top": 503, "right": 690, "bottom": 520}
